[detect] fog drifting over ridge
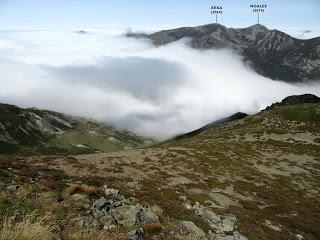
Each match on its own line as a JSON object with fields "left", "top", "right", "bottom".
{"left": 0, "top": 30, "right": 319, "bottom": 139}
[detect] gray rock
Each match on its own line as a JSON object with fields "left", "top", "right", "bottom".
{"left": 92, "top": 208, "right": 108, "bottom": 219}
{"left": 137, "top": 206, "right": 159, "bottom": 224}
{"left": 6, "top": 185, "right": 20, "bottom": 192}
{"left": 197, "top": 207, "right": 221, "bottom": 225}
{"left": 264, "top": 220, "right": 282, "bottom": 232}
{"left": 128, "top": 228, "right": 144, "bottom": 240}
{"left": 100, "top": 214, "right": 114, "bottom": 226}
{"left": 104, "top": 186, "right": 120, "bottom": 197}
{"left": 103, "top": 224, "right": 116, "bottom": 231}
{"left": 180, "top": 221, "right": 206, "bottom": 238}
{"left": 111, "top": 204, "right": 159, "bottom": 226}
{"left": 183, "top": 202, "right": 193, "bottom": 210}
{"left": 218, "top": 214, "right": 237, "bottom": 233}
{"left": 296, "top": 234, "right": 303, "bottom": 240}
{"left": 193, "top": 203, "right": 236, "bottom": 233}
{"left": 216, "top": 231, "right": 248, "bottom": 240}
{"left": 110, "top": 205, "right": 139, "bottom": 225}
{"left": 233, "top": 232, "right": 248, "bottom": 240}
{"left": 93, "top": 197, "right": 107, "bottom": 209}
{"left": 179, "top": 195, "right": 188, "bottom": 201}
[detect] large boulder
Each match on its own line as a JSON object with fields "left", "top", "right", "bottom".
{"left": 112, "top": 204, "right": 159, "bottom": 225}
{"left": 193, "top": 203, "right": 236, "bottom": 233}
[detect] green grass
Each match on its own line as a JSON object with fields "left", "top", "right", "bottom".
{"left": 49, "top": 130, "right": 123, "bottom": 153}
{"left": 0, "top": 170, "right": 12, "bottom": 184}
{"left": 278, "top": 105, "right": 320, "bottom": 123}
{"left": 0, "top": 198, "right": 36, "bottom": 222}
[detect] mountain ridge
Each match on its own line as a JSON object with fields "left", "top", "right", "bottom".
{"left": 128, "top": 23, "right": 320, "bottom": 83}
{"left": 173, "top": 112, "right": 248, "bottom": 141}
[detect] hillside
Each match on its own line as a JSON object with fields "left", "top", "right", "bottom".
{"left": 128, "top": 24, "right": 320, "bottom": 83}
{"left": 173, "top": 112, "right": 248, "bottom": 141}
{"left": 0, "top": 103, "right": 151, "bottom": 155}
{"left": 0, "top": 95, "right": 319, "bottom": 239}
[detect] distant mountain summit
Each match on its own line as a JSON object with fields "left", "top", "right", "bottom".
{"left": 128, "top": 23, "right": 320, "bottom": 83}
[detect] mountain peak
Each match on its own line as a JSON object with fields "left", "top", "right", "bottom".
{"left": 247, "top": 23, "right": 268, "bottom": 30}
{"left": 128, "top": 23, "right": 320, "bottom": 83}
{"left": 242, "top": 24, "right": 269, "bottom": 34}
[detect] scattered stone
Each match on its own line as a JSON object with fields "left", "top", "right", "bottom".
{"left": 211, "top": 188, "right": 224, "bottom": 193}
{"left": 6, "top": 184, "right": 20, "bottom": 192}
{"left": 183, "top": 202, "right": 193, "bottom": 210}
{"left": 264, "top": 220, "right": 282, "bottom": 232}
{"left": 180, "top": 221, "right": 206, "bottom": 238}
{"left": 296, "top": 234, "right": 303, "bottom": 240}
{"left": 170, "top": 176, "right": 193, "bottom": 186}
{"left": 103, "top": 224, "right": 116, "bottom": 231}
{"left": 179, "top": 195, "right": 188, "bottom": 201}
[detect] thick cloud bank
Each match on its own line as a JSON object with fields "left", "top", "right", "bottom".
{"left": 0, "top": 30, "right": 319, "bottom": 139}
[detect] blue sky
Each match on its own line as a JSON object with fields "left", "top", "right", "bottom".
{"left": 0, "top": 0, "right": 319, "bottom": 35}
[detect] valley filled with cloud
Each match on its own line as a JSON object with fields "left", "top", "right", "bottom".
{"left": 0, "top": 29, "right": 319, "bottom": 139}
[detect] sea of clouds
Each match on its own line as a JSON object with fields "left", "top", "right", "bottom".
{"left": 0, "top": 29, "right": 319, "bottom": 139}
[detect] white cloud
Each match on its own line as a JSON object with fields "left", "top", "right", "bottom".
{"left": 0, "top": 30, "right": 319, "bottom": 139}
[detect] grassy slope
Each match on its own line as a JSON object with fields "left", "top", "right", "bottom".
{"left": 0, "top": 103, "right": 319, "bottom": 239}
{"left": 0, "top": 103, "right": 150, "bottom": 155}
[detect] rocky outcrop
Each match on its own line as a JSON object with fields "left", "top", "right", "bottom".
{"left": 80, "top": 186, "right": 160, "bottom": 231}
{"left": 179, "top": 196, "right": 248, "bottom": 240}
{"left": 265, "top": 94, "right": 320, "bottom": 110}
{"left": 180, "top": 221, "right": 206, "bottom": 239}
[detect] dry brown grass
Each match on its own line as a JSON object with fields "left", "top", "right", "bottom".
{"left": 0, "top": 219, "right": 57, "bottom": 240}
{"left": 143, "top": 223, "right": 162, "bottom": 235}
{"left": 65, "top": 184, "right": 99, "bottom": 196}
{"left": 63, "top": 227, "right": 127, "bottom": 240}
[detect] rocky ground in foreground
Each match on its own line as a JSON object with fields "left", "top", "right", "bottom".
{"left": 0, "top": 98, "right": 319, "bottom": 240}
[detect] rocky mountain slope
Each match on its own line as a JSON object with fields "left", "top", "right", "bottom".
{"left": 128, "top": 24, "right": 320, "bottom": 83}
{"left": 0, "top": 103, "right": 151, "bottom": 155}
{"left": 0, "top": 94, "right": 319, "bottom": 239}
